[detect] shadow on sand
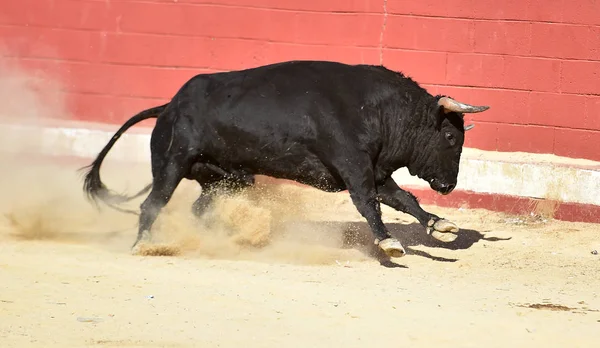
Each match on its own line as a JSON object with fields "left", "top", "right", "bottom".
{"left": 330, "top": 221, "right": 512, "bottom": 268}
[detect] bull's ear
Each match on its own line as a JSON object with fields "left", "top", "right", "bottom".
{"left": 438, "top": 97, "right": 489, "bottom": 114}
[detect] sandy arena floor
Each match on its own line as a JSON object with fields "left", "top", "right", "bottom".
{"left": 0, "top": 159, "right": 599, "bottom": 348}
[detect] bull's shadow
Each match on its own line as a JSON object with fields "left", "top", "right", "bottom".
{"left": 314, "top": 220, "right": 511, "bottom": 268}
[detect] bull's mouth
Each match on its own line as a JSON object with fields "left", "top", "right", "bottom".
{"left": 429, "top": 179, "right": 456, "bottom": 195}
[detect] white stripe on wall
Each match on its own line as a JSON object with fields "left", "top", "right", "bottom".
{"left": 2, "top": 122, "right": 599, "bottom": 206}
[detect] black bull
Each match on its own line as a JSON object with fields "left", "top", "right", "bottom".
{"left": 82, "top": 60, "right": 489, "bottom": 257}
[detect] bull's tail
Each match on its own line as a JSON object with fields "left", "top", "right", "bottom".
{"left": 81, "top": 103, "right": 168, "bottom": 213}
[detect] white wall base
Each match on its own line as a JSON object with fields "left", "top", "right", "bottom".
{"left": 2, "top": 121, "right": 599, "bottom": 206}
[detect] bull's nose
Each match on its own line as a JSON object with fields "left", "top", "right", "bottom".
{"left": 440, "top": 183, "right": 456, "bottom": 195}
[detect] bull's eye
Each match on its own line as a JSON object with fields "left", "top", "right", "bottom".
{"left": 445, "top": 132, "right": 456, "bottom": 146}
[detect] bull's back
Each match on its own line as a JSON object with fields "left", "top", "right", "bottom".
{"left": 174, "top": 61, "right": 391, "bottom": 190}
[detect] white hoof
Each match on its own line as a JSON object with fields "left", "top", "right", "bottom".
{"left": 377, "top": 238, "right": 406, "bottom": 258}
{"left": 433, "top": 219, "right": 459, "bottom": 233}
{"left": 131, "top": 230, "right": 153, "bottom": 255}
{"left": 131, "top": 243, "right": 142, "bottom": 256}
{"left": 427, "top": 219, "right": 459, "bottom": 242}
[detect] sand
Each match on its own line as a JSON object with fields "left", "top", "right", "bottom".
{"left": 0, "top": 158, "right": 599, "bottom": 348}
{"left": 1, "top": 56, "right": 599, "bottom": 348}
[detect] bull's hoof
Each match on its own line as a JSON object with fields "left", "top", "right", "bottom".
{"left": 130, "top": 240, "right": 150, "bottom": 256}
{"left": 130, "top": 230, "right": 152, "bottom": 255}
{"left": 376, "top": 238, "right": 406, "bottom": 258}
{"left": 427, "top": 219, "right": 459, "bottom": 242}
{"left": 130, "top": 243, "right": 143, "bottom": 256}
{"left": 132, "top": 243, "right": 181, "bottom": 257}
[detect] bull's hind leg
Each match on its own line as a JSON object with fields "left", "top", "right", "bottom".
{"left": 189, "top": 164, "right": 267, "bottom": 247}
{"left": 132, "top": 157, "right": 188, "bottom": 253}
{"left": 190, "top": 163, "right": 255, "bottom": 219}
{"left": 189, "top": 164, "right": 226, "bottom": 218}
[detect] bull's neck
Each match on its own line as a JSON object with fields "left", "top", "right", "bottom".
{"left": 376, "top": 94, "right": 434, "bottom": 179}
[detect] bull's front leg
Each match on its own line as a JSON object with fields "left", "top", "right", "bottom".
{"left": 377, "top": 176, "right": 459, "bottom": 242}
{"left": 339, "top": 164, "right": 406, "bottom": 258}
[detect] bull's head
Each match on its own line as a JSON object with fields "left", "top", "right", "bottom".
{"left": 415, "top": 96, "right": 489, "bottom": 195}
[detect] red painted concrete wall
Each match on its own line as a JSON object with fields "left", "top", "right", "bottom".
{"left": 1, "top": 0, "right": 599, "bottom": 161}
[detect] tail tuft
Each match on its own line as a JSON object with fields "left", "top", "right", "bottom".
{"left": 80, "top": 103, "right": 167, "bottom": 213}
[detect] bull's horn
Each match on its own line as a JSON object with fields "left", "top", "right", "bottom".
{"left": 438, "top": 97, "right": 489, "bottom": 114}
{"left": 464, "top": 124, "right": 475, "bottom": 131}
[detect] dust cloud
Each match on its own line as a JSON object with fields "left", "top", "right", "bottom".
{"left": 146, "top": 180, "right": 372, "bottom": 264}
{"left": 0, "top": 55, "right": 370, "bottom": 265}
{"left": 0, "top": 52, "right": 67, "bottom": 124}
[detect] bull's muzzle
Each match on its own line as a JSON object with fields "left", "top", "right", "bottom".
{"left": 430, "top": 179, "right": 456, "bottom": 195}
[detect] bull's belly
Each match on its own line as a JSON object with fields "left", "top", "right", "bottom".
{"left": 262, "top": 158, "right": 346, "bottom": 192}
{"left": 217, "top": 151, "right": 346, "bottom": 193}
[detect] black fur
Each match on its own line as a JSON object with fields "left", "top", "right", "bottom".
{"left": 82, "top": 60, "right": 487, "bottom": 248}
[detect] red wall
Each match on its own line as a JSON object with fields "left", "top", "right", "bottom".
{"left": 1, "top": 0, "right": 599, "bottom": 161}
